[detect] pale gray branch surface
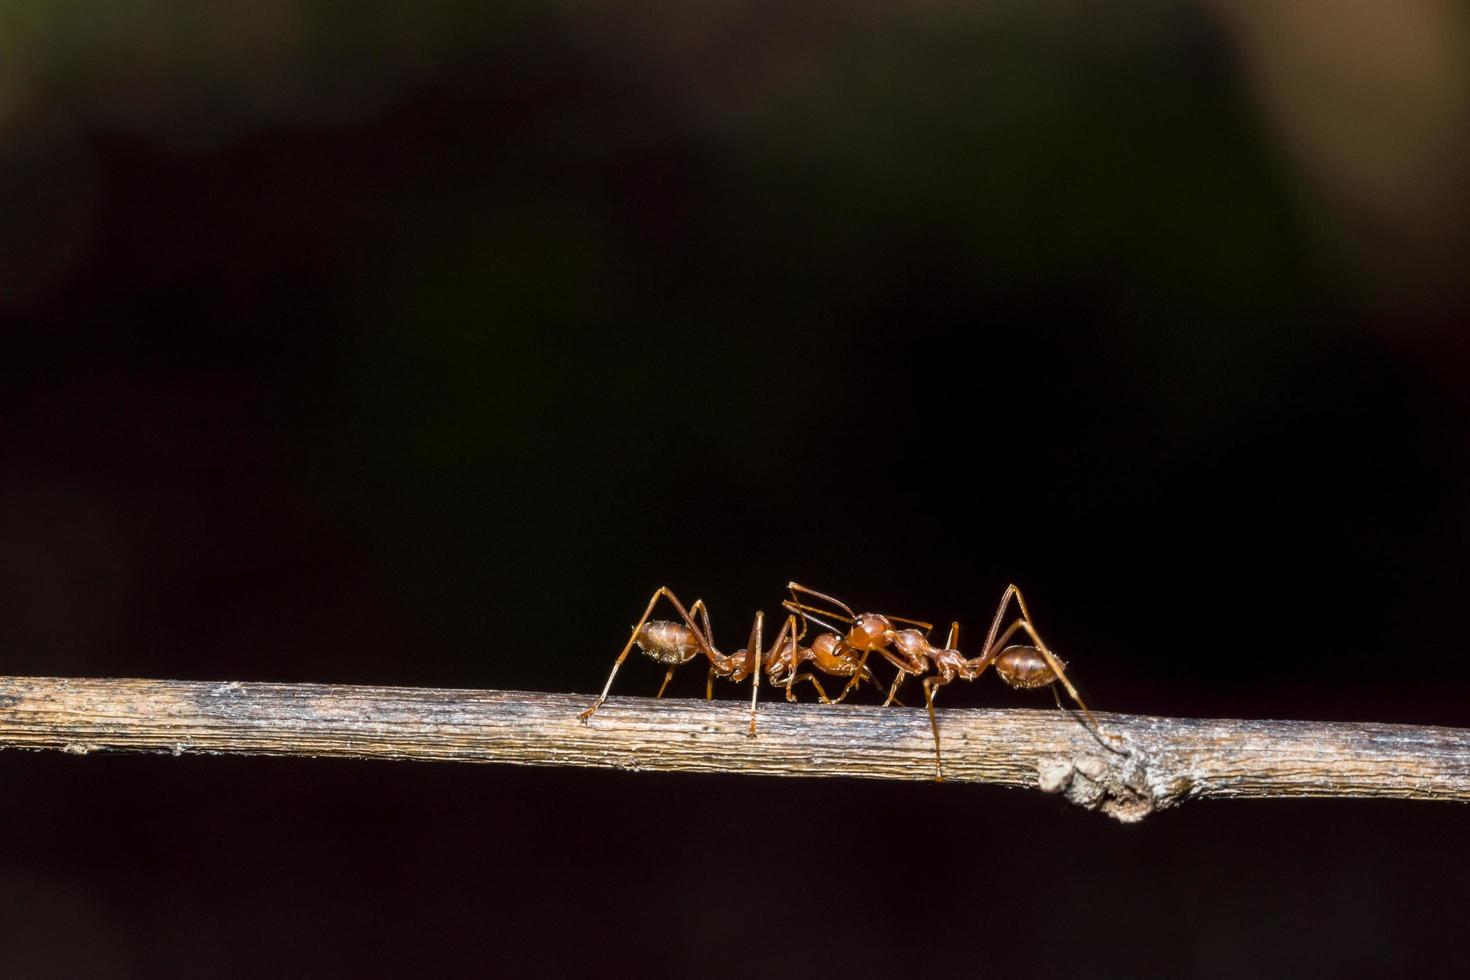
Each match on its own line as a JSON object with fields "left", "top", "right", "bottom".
{"left": 2, "top": 675, "right": 1467, "bottom": 821}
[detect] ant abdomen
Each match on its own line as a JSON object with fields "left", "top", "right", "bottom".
{"left": 635, "top": 621, "right": 703, "bottom": 665}
{"left": 993, "top": 645, "right": 1064, "bottom": 689}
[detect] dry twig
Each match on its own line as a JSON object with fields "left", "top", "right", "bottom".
{"left": 1, "top": 675, "right": 1466, "bottom": 822}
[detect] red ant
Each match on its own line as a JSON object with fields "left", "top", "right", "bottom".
{"left": 783, "top": 582, "right": 1112, "bottom": 779}
{"left": 578, "top": 587, "right": 880, "bottom": 737}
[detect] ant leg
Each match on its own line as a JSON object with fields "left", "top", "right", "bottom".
{"left": 646, "top": 598, "right": 710, "bottom": 701}
{"left": 828, "top": 659, "right": 889, "bottom": 704}
{"left": 1012, "top": 617, "right": 1105, "bottom": 734}
{"left": 749, "top": 613, "right": 794, "bottom": 729}
{"left": 782, "top": 655, "right": 799, "bottom": 702}
{"left": 969, "top": 619, "right": 1027, "bottom": 675}
{"left": 768, "top": 615, "right": 802, "bottom": 703}
{"left": 944, "top": 621, "right": 959, "bottom": 649}
{"left": 831, "top": 672, "right": 868, "bottom": 704}
{"left": 978, "top": 585, "right": 1024, "bottom": 671}
{"left": 921, "top": 676, "right": 951, "bottom": 781}
{"left": 745, "top": 612, "right": 766, "bottom": 738}
{"left": 980, "top": 585, "right": 1071, "bottom": 677}
{"left": 1050, "top": 683, "right": 1064, "bottom": 709}
{"left": 706, "top": 667, "right": 717, "bottom": 701}
{"left": 786, "top": 673, "right": 831, "bottom": 704}
{"left": 653, "top": 605, "right": 711, "bottom": 700}
{"left": 884, "top": 669, "right": 908, "bottom": 707}
{"left": 689, "top": 599, "right": 713, "bottom": 646}
{"left": 833, "top": 649, "right": 871, "bottom": 703}
{"left": 871, "top": 644, "right": 921, "bottom": 705}
{"left": 580, "top": 586, "right": 719, "bottom": 723}
{"left": 849, "top": 650, "right": 905, "bottom": 702}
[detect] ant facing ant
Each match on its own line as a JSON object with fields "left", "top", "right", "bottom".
{"left": 783, "top": 582, "right": 1113, "bottom": 779}
{"left": 578, "top": 587, "right": 880, "bottom": 737}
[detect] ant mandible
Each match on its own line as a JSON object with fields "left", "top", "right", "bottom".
{"left": 783, "top": 582, "right": 1112, "bottom": 779}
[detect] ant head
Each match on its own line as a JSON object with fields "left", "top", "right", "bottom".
{"left": 846, "top": 614, "right": 893, "bottom": 650}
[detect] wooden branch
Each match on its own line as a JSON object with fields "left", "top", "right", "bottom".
{"left": 1, "top": 675, "right": 1467, "bottom": 822}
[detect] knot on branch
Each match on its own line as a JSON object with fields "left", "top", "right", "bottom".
{"left": 1037, "top": 742, "right": 1191, "bottom": 823}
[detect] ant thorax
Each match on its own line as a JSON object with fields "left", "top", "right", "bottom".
{"left": 890, "top": 629, "right": 933, "bottom": 668}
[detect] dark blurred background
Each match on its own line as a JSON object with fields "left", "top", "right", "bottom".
{"left": 3, "top": 1, "right": 1470, "bottom": 976}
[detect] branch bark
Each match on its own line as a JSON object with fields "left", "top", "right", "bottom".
{"left": 1, "top": 675, "right": 1467, "bottom": 822}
